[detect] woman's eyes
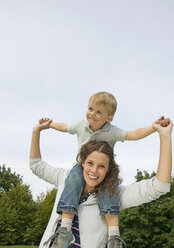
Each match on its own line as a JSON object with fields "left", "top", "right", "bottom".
{"left": 99, "top": 164, "right": 105, "bottom": 168}
{"left": 86, "top": 161, "right": 106, "bottom": 168}
{"left": 87, "top": 161, "right": 93, "bottom": 165}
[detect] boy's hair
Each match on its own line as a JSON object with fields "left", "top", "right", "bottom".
{"left": 76, "top": 140, "right": 121, "bottom": 197}
{"left": 89, "top": 91, "right": 117, "bottom": 115}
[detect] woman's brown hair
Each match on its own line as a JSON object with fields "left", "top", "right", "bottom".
{"left": 76, "top": 140, "right": 121, "bottom": 197}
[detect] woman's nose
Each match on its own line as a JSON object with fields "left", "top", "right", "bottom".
{"left": 91, "top": 165, "right": 97, "bottom": 173}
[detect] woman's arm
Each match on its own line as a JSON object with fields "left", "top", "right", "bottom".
{"left": 120, "top": 119, "right": 173, "bottom": 210}
{"left": 30, "top": 120, "right": 52, "bottom": 159}
{"left": 30, "top": 120, "right": 69, "bottom": 186}
{"left": 153, "top": 119, "right": 172, "bottom": 183}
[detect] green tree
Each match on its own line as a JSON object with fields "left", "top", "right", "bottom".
{"left": 135, "top": 169, "right": 156, "bottom": 181}
{"left": 0, "top": 164, "right": 57, "bottom": 246}
{"left": 0, "top": 183, "right": 37, "bottom": 245}
{"left": 120, "top": 171, "right": 174, "bottom": 248}
{"left": 0, "top": 165, "right": 37, "bottom": 245}
{"left": 23, "top": 188, "right": 57, "bottom": 245}
{"left": 0, "top": 165, "right": 22, "bottom": 193}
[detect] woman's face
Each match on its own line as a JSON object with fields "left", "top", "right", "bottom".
{"left": 82, "top": 151, "right": 109, "bottom": 193}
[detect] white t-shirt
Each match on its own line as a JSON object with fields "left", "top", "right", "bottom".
{"left": 67, "top": 120, "right": 127, "bottom": 152}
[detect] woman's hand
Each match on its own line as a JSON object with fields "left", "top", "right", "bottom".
{"left": 34, "top": 118, "right": 52, "bottom": 132}
{"left": 152, "top": 118, "right": 173, "bottom": 136}
{"left": 30, "top": 119, "right": 52, "bottom": 159}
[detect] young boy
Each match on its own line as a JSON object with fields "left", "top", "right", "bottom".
{"left": 40, "top": 91, "right": 158, "bottom": 248}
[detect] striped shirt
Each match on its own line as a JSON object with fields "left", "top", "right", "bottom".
{"left": 50, "top": 192, "right": 92, "bottom": 247}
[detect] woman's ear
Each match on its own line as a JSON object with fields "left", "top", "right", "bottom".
{"left": 81, "top": 162, "right": 84, "bottom": 168}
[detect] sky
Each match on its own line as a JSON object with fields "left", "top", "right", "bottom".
{"left": 0, "top": 0, "right": 174, "bottom": 199}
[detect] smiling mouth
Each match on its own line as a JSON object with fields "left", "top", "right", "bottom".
{"left": 88, "top": 174, "right": 99, "bottom": 179}
{"left": 89, "top": 116, "right": 97, "bottom": 121}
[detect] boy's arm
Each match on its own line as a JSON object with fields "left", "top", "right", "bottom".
{"left": 125, "top": 116, "right": 167, "bottom": 141}
{"left": 39, "top": 118, "right": 68, "bottom": 132}
{"left": 50, "top": 122, "right": 68, "bottom": 132}
{"left": 125, "top": 125, "right": 155, "bottom": 140}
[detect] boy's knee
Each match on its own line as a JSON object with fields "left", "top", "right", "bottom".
{"left": 66, "top": 171, "right": 85, "bottom": 187}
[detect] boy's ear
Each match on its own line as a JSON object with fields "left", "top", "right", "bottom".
{"left": 107, "top": 115, "right": 114, "bottom": 122}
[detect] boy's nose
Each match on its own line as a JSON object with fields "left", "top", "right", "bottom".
{"left": 90, "top": 111, "right": 96, "bottom": 117}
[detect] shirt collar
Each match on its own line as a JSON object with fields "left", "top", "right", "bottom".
{"left": 83, "top": 120, "right": 111, "bottom": 133}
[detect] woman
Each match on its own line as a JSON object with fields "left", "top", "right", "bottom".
{"left": 30, "top": 118, "right": 172, "bottom": 248}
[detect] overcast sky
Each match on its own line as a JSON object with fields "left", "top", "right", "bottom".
{"left": 0, "top": 0, "right": 174, "bottom": 199}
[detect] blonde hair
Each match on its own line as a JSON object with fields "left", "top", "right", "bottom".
{"left": 89, "top": 91, "right": 117, "bottom": 115}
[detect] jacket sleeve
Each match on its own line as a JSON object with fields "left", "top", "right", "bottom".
{"left": 119, "top": 176, "right": 171, "bottom": 211}
{"left": 29, "top": 158, "right": 69, "bottom": 187}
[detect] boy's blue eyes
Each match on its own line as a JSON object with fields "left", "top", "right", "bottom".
{"left": 88, "top": 108, "right": 102, "bottom": 114}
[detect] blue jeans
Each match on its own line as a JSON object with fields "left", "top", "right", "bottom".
{"left": 57, "top": 163, "right": 120, "bottom": 216}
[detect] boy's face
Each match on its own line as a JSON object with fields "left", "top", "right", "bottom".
{"left": 86, "top": 101, "right": 113, "bottom": 132}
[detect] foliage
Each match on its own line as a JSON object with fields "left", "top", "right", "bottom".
{"left": 135, "top": 169, "right": 156, "bottom": 181}
{"left": 0, "top": 183, "right": 37, "bottom": 245}
{"left": 0, "top": 246, "right": 38, "bottom": 248}
{"left": 23, "top": 188, "right": 57, "bottom": 245}
{"left": 120, "top": 171, "right": 174, "bottom": 248}
{"left": 0, "top": 164, "right": 56, "bottom": 246}
{"left": 0, "top": 165, "right": 23, "bottom": 193}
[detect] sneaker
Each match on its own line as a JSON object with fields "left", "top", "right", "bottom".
{"left": 51, "top": 227, "right": 75, "bottom": 248}
{"left": 106, "top": 235, "right": 127, "bottom": 248}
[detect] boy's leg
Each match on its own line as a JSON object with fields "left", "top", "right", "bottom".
{"left": 97, "top": 187, "right": 120, "bottom": 235}
{"left": 52, "top": 164, "right": 85, "bottom": 248}
{"left": 61, "top": 212, "right": 74, "bottom": 232}
{"left": 57, "top": 163, "right": 85, "bottom": 215}
{"left": 105, "top": 216, "right": 121, "bottom": 247}
{"left": 96, "top": 187, "right": 120, "bottom": 216}
{"left": 97, "top": 188, "right": 126, "bottom": 247}
{"left": 105, "top": 215, "right": 119, "bottom": 236}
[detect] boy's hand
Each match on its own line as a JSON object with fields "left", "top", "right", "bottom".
{"left": 39, "top": 119, "right": 67, "bottom": 132}
{"left": 152, "top": 118, "right": 172, "bottom": 135}
{"left": 154, "top": 116, "right": 170, "bottom": 127}
{"left": 39, "top": 118, "right": 52, "bottom": 126}
{"left": 34, "top": 119, "right": 52, "bottom": 132}
{"left": 38, "top": 118, "right": 52, "bottom": 130}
